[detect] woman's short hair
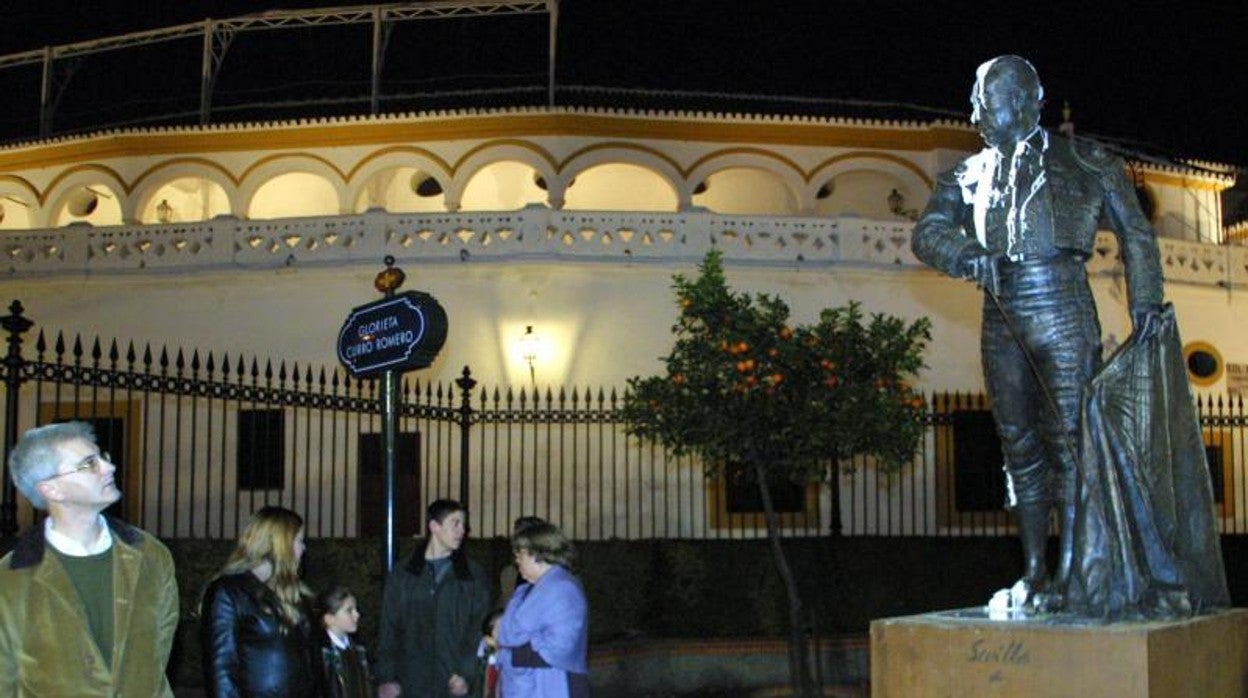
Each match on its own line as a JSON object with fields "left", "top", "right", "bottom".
{"left": 511, "top": 521, "right": 574, "bottom": 568}
{"left": 511, "top": 515, "right": 546, "bottom": 535}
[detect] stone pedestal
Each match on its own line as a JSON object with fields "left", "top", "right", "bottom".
{"left": 870, "top": 607, "right": 1248, "bottom": 697}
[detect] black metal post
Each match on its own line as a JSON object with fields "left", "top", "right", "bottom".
{"left": 381, "top": 367, "right": 398, "bottom": 573}
{"left": 455, "top": 366, "right": 476, "bottom": 510}
{"left": 365, "top": 255, "right": 406, "bottom": 575}
{"left": 1, "top": 300, "right": 34, "bottom": 536}
{"left": 828, "top": 464, "right": 843, "bottom": 537}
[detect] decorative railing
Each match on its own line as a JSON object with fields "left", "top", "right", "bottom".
{"left": 4, "top": 209, "right": 1247, "bottom": 288}
{"left": 2, "top": 309, "right": 1245, "bottom": 540}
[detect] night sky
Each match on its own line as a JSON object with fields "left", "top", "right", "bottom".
{"left": 1, "top": 0, "right": 1246, "bottom": 166}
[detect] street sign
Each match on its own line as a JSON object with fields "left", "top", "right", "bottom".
{"left": 337, "top": 291, "right": 447, "bottom": 378}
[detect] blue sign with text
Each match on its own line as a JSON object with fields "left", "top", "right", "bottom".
{"left": 337, "top": 291, "right": 447, "bottom": 378}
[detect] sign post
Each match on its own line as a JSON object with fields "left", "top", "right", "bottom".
{"left": 338, "top": 257, "right": 447, "bottom": 574}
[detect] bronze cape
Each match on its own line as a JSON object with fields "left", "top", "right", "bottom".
{"left": 1068, "top": 306, "right": 1230, "bottom": 618}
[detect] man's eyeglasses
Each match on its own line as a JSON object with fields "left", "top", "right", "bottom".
{"left": 43, "top": 451, "right": 112, "bottom": 481}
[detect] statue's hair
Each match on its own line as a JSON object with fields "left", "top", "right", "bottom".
{"left": 8, "top": 421, "right": 95, "bottom": 510}
{"left": 971, "top": 55, "right": 1045, "bottom": 123}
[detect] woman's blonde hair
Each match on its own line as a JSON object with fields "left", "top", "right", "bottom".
{"left": 217, "top": 506, "right": 310, "bottom": 625}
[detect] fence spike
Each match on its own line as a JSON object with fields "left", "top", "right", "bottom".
{"left": 329, "top": 369, "right": 339, "bottom": 391}
{"left": 72, "top": 334, "right": 83, "bottom": 360}
{"left": 159, "top": 346, "right": 169, "bottom": 370}
{"left": 205, "top": 351, "right": 215, "bottom": 375}
{"left": 191, "top": 350, "right": 201, "bottom": 373}
{"left": 278, "top": 361, "right": 287, "bottom": 384}
{"left": 54, "top": 332, "right": 65, "bottom": 357}
{"left": 108, "top": 339, "right": 119, "bottom": 364}
{"left": 175, "top": 348, "right": 185, "bottom": 372}
{"left": 91, "top": 337, "right": 102, "bottom": 362}
{"left": 305, "top": 365, "right": 314, "bottom": 385}
{"left": 35, "top": 329, "right": 46, "bottom": 355}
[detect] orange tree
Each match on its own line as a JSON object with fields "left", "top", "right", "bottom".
{"left": 621, "top": 249, "right": 931, "bottom": 697}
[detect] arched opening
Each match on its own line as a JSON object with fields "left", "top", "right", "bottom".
{"left": 563, "top": 163, "right": 677, "bottom": 212}
{"left": 141, "top": 177, "right": 231, "bottom": 224}
{"left": 0, "top": 194, "right": 34, "bottom": 229}
{"left": 354, "top": 167, "right": 445, "bottom": 213}
{"left": 814, "top": 170, "right": 917, "bottom": 220}
{"left": 460, "top": 161, "right": 547, "bottom": 211}
{"left": 53, "top": 184, "right": 124, "bottom": 227}
{"left": 249, "top": 172, "right": 340, "bottom": 219}
{"left": 692, "top": 167, "right": 797, "bottom": 215}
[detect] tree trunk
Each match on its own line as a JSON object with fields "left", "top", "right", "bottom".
{"left": 754, "top": 460, "right": 819, "bottom": 697}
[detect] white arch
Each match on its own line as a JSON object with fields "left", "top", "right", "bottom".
{"left": 450, "top": 143, "right": 557, "bottom": 211}
{"left": 240, "top": 156, "right": 345, "bottom": 219}
{"left": 810, "top": 155, "right": 932, "bottom": 219}
{"left": 687, "top": 154, "right": 805, "bottom": 215}
{"left": 347, "top": 150, "right": 452, "bottom": 213}
{"left": 132, "top": 162, "right": 240, "bottom": 223}
{"left": 45, "top": 169, "right": 128, "bottom": 227}
{"left": 0, "top": 179, "right": 40, "bottom": 229}
{"left": 560, "top": 148, "right": 681, "bottom": 212}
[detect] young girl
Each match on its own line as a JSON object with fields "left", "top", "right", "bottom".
{"left": 316, "top": 586, "right": 374, "bottom": 698}
{"left": 477, "top": 608, "right": 504, "bottom": 698}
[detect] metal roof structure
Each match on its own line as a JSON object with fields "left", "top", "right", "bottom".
{"left": 0, "top": 1, "right": 556, "bottom": 138}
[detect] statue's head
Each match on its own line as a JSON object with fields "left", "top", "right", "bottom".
{"left": 970, "top": 55, "right": 1044, "bottom": 148}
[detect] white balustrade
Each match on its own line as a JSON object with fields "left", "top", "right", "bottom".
{"left": 2, "top": 209, "right": 1245, "bottom": 288}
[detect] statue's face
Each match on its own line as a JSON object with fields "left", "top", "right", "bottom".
{"left": 971, "top": 73, "right": 1040, "bottom": 149}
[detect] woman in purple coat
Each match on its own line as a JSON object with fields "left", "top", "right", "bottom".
{"left": 497, "top": 522, "right": 589, "bottom": 697}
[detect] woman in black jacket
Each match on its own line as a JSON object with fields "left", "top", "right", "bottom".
{"left": 200, "top": 506, "right": 317, "bottom": 697}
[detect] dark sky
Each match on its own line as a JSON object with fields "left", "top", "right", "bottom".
{"left": 2, "top": 0, "right": 1246, "bottom": 165}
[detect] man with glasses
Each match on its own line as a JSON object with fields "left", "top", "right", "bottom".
{"left": 0, "top": 421, "right": 178, "bottom": 696}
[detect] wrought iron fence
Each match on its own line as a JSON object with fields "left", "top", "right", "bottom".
{"left": 2, "top": 300, "right": 1245, "bottom": 540}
